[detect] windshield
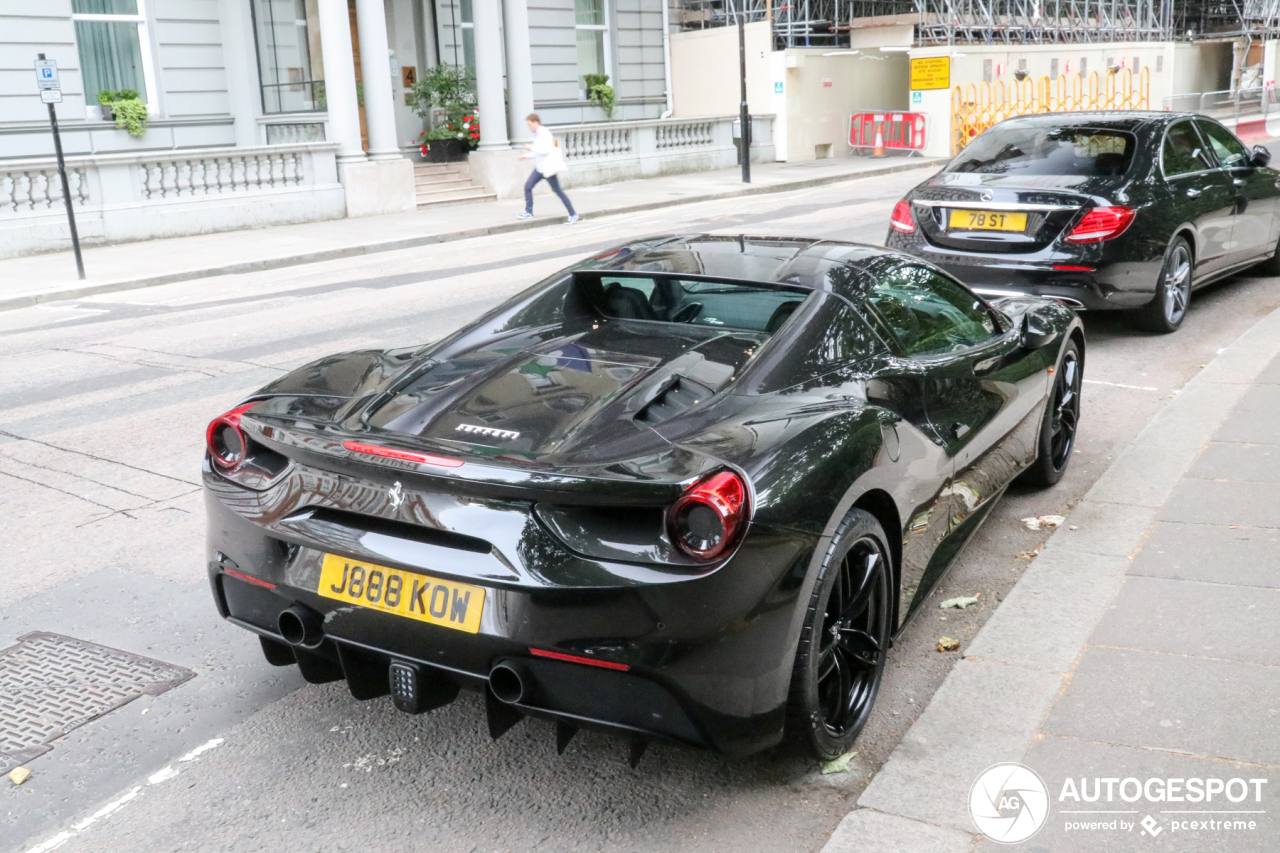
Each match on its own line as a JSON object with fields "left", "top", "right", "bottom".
{"left": 946, "top": 127, "right": 1135, "bottom": 177}
{"left": 577, "top": 274, "right": 809, "bottom": 334}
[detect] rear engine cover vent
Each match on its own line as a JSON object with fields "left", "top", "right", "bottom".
{"left": 635, "top": 376, "right": 712, "bottom": 425}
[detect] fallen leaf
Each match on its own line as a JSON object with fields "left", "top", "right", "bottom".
{"left": 8, "top": 767, "right": 31, "bottom": 786}
{"left": 1021, "top": 515, "right": 1066, "bottom": 531}
{"left": 937, "top": 637, "right": 960, "bottom": 652}
{"left": 819, "top": 749, "right": 857, "bottom": 775}
{"left": 939, "top": 596, "right": 980, "bottom": 610}
{"left": 1014, "top": 545, "right": 1042, "bottom": 560}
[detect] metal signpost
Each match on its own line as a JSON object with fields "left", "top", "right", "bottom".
{"left": 735, "top": 1, "right": 751, "bottom": 183}
{"left": 36, "top": 54, "right": 85, "bottom": 280}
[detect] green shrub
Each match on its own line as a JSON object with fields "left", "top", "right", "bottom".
{"left": 98, "top": 90, "right": 149, "bottom": 137}
{"left": 585, "top": 74, "right": 616, "bottom": 120}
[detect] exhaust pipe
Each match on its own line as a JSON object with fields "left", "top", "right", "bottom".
{"left": 489, "top": 661, "right": 530, "bottom": 705}
{"left": 277, "top": 602, "right": 325, "bottom": 649}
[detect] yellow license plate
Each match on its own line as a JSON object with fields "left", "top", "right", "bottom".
{"left": 318, "top": 553, "right": 485, "bottom": 633}
{"left": 950, "top": 209, "right": 1028, "bottom": 232}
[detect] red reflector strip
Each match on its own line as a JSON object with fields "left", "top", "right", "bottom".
{"left": 223, "top": 567, "right": 276, "bottom": 590}
{"left": 342, "top": 441, "right": 464, "bottom": 468}
{"left": 529, "top": 647, "right": 631, "bottom": 671}
{"left": 1052, "top": 265, "right": 1095, "bottom": 271}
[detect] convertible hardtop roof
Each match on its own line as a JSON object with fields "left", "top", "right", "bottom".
{"left": 992, "top": 110, "right": 1194, "bottom": 134}
{"left": 575, "top": 235, "right": 899, "bottom": 291}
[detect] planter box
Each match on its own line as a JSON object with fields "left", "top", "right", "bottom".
{"left": 421, "top": 138, "right": 468, "bottom": 162}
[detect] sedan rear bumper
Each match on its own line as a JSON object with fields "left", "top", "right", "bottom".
{"left": 885, "top": 232, "right": 1161, "bottom": 310}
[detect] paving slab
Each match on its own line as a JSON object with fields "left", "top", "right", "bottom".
{"left": 1037, "top": 500, "right": 1155, "bottom": 559}
{"left": 1125, "top": 381, "right": 1248, "bottom": 449}
{"left": 1128, "top": 522, "right": 1280, "bottom": 588}
{"left": 1044, "top": 645, "right": 1280, "bottom": 768}
{"left": 858, "top": 659, "right": 1063, "bottom": 832}
{"left": 821, "top": 809, "right": 976, "bottom": 853}
{"left": 1212, "top": 403, "right": 1280, "bottom": 445}
{"left": 1187, "top": 442, "right": 1280, "bottom": 482}
{"left": 1090, "top": 576, "right": 1280, "bottom": 666}
{"left": 963, "top": 550, "right": 1130, "bottom": 674}
{"left": 1159, "top": 478, "right": 1280, "bottom": 528}
{"left": 1256, "top": 357, "right": 1280, "bottom": 385}
{"left": 974, "top": 735, "right": 1280, "bottom": 853}
{"left": 1082, "top": 442, "right": 1201, "bottom": 508}
{"left": 1231, "top": 382, "right": 1280, "bottom": 416}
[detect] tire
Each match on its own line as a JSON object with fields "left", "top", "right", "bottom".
{"left": 788, "top": 509, "right": 893, "bottom": 760}
{"left": 1021, "top": 338, "right": 1082, "bottom": 487}
{"left": 1136, "top": 236, "right": 1193, "bottom": 333}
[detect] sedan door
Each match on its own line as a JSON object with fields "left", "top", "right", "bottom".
{"left": 1161, "top": 119, "right": 1238, "bottom": 277}
{"left": 1195, "top": 117, "right": 1280, "bottom": 265}
{"left": 861, "top": 261, "right": 1047, "bottom": 617}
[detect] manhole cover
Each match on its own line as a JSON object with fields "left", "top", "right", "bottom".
{"left": 0, "top": 632, "right": 194, "bottom": 771}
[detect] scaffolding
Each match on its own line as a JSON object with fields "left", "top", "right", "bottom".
{"left": 669, "top": 0, "right": 1280, "bottom": 47}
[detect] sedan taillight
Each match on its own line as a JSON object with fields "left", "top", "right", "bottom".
{"left": 668, "top": 470, "right": 749, "bottom": 561}
{"left": 889, "top": 199, "right": 916, "bottom": 234}
{"left": 206, "top": 403, "right": 256, "bottom": 470}
{"left": 1064, "top": 206, "right": 1136, "bottom": 244}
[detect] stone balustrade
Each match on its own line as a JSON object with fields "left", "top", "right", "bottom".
{"left": 0, "top": 143, "right": 344, "bottom": 260}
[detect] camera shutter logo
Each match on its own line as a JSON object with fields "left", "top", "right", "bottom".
{"left": 969, "top": 763, "right": 1050, "bottom": 844}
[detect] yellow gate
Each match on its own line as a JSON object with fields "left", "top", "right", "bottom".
{"left": 952, "top": 69, "right": 1151, "bottom": 154}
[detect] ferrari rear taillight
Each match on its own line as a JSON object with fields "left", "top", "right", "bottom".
{"left": 668, "top": 470, "right": 749, "bottom": 561}
{"left": 889, "top": 199, "right": 916, "bottom": 234}
{"left": 1064, "top": 206, "right": 1135, "bottom": 244}
{"left": 206, "top": 403, "right": 256, "bottom": 470}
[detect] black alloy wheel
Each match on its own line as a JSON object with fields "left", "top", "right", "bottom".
{"left": 1137, "top": 236, "right": 1193, "bottom": 333}
{"left": 790, "top": 509, "right": 892, "bottom": 759}
{"left": 1022, "top": 338, "right": 1082, "bottom": 487}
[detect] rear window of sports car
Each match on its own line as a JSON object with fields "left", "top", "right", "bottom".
{"left": 945, "top": 127, "right": 1136, "bottom": 177}
{"left": 575, "top": 273, "right": 810, "bottom": 334}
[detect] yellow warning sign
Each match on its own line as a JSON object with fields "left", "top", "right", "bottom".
{"left": 910, "top": 56, "right": 950, "bottom": 91}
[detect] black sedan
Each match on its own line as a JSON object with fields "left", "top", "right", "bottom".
{"left": 204, "top": 236, "right": 1083, "bottom": 762}
{"left": 885, "top": 111, "right": 1280, "bottom": 333}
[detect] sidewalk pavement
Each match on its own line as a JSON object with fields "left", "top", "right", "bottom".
{"left": 825, "top": 304, "right": 1280, "bottom": 853}
{"left": 0, "top": 154, "right": 941, "bottom": 312}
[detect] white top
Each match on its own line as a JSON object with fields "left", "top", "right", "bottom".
{"left": 528, "top": 125, "right": 556, "bottom": 171}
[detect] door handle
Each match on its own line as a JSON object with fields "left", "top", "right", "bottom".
{"left": 1186, "top": 188, "right": 1202, "bottom": 198}
{"left": 1233, "top": 178, "right": 1246, "bottom": 187}
{"left": 951, "top": 423, "right": 971, "bottom": 440}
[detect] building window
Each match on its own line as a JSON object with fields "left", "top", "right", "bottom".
{"left": 71, "top": 0, "right": 156, "bottom": 111}
{"left": 575, "top": 0, "right": 608, "bottom": 97}
{"left": 251, "top": 0, "right": 325, "bottom": 114}
{"left": 436, "top": 0, "right": 475, "bottom": 70}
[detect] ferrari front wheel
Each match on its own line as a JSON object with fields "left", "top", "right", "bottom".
{"left": 789, "top": 509, "right": 893, "bottom": 760}
{"left": 1022, "top": 338, "right": 1082, "bottom": 487}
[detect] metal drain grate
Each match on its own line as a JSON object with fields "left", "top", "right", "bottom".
{"left": 0, "top": 632, "right": 194, "bottom": 771}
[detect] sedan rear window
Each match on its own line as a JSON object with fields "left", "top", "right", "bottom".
{"left": 946, "top": 127, "right": 1135, "bottom": 177}
{"left": 575, "top": 273, "right": 809, "bottom": 334}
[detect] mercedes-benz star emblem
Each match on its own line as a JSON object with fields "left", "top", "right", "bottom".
{"left": 388, "top": 481, "right": 404, "bottom": 510}
{"left": 980, "top": 190, "right": 994, "bottom": 202}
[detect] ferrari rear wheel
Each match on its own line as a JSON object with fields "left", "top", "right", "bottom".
{"left": 1022, "top": 338, "right": 1082, "bottom": 487}
{"left": 789, "top": 509, "right": 892, "bottom": 760}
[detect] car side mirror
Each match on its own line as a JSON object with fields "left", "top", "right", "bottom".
{"left": 1020, "top": 310, "right": 1058, "bottom": 351}
{"left": 1251, "top": 145, "right": 1272, "bottom": 168}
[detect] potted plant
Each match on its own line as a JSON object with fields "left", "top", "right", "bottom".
{"left": 584, "top": 73, "right": 616, "bottom": 120}
{"left": 98, "top": 89, "right": 149, "bottom": 137}
{"left": 417, "top": 111, "right": 480, "bottom": 162}
{"left": 410, "top": 65, "right": 480, "bottom": 159}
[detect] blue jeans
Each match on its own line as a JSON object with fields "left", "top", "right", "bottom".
{"left": 525, "top": 169, "right": 576, "bottom": 216}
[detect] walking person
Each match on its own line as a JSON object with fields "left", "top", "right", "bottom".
{"left": 518, "top": 114, "right": 579, "bottom": 224}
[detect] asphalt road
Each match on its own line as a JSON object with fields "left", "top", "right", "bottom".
{"left": 3, "top": 169, "right": 1279, "bottom": 853}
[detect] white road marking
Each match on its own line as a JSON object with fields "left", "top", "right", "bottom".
{"left": 21, "top": 738, "right": 225, "bottom": 853}
{"left": 1083, "top": 379, "right": 1158, "bottom": 391}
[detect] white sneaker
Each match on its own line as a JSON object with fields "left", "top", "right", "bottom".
{"left": 566, "top": 214, "right": 580, "bottom": 225}
{"left": 516, "top": 212, "right": 533, "bottom": 220}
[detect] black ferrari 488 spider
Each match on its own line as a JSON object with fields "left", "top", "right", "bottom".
{"left": 204, "top": 235, "right": 1083, "bottom": 762}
